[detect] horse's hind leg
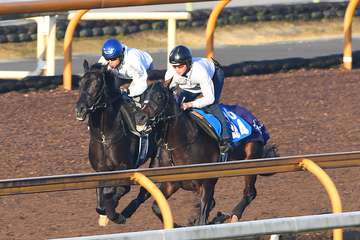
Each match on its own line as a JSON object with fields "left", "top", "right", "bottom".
{"left": 230, "top": 174, "right": 257, "bottom": 222}
{"left": 152, "top": 182, "right": 180, "bottom": 226}
{"left": 230, "top": 142, "right": 263, "bottom": 222}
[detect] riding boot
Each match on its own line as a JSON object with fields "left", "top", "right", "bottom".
{"left": 203, "top": 104, "right": 233, "bottom": 160}
{"left": 120, "top": 95, "right": 139, "bottom": 134}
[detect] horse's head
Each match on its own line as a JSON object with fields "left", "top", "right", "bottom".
{"left": 75, "top": 60, "right": 113, "bottom": 121}
{"left": 134, "top": 81, "right": 170, "bottom": 130}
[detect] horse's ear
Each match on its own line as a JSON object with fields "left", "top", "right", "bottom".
{"left": 83, "top": 60, "right": 90, "bottom": 72}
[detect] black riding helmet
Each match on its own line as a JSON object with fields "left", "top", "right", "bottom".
{"left": 169, "top": 45, "right": 192, "bottom": 74}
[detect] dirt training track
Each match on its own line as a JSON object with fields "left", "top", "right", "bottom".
{"left": 0, "top": 68, "right": 360, "bottom": 240}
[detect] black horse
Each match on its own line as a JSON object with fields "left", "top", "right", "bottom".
{"left": 134, "top": 81, "right": 279, "bottom": 226}
{"left": 75, "top": 60, "right": 160, "bottom": 225}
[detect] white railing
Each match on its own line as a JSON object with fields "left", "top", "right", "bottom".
{"left": 0, "top": 16, "right": 56, "bottom": 79}
{"left": 67, "top": 11, "right": 191, "bottom": 67}
{"left": 51, "top": 211, "right": 360, "bottom": 240}
{"left": 0, "top": 11, "right": 190, "bottom": 80}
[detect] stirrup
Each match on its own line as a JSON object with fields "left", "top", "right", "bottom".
{"left": 219, "top": 152, "right": 229, "bottom": 162}
{"left": 218, "top": 140, "right": 232, "bottom": 162}
{"left": 220, "top": 140, "right": 232, "bottom": 152}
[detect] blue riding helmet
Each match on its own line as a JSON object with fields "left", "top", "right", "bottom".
{"left": 102, "top": 39, "right": 124, "bottom": 60}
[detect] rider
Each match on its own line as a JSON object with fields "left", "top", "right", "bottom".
{"left": 98, "top": 38, "right": 153, "bottom": 103}
{"left": 165, "top": 45, "right": 232, "bottom": 155}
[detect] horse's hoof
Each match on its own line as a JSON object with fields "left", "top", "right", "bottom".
{"left": 230, "top": 215, "right": 239, "bottom": 223}
{"left": 98, "top": 215, "right": 109, "bottom": 226}
{"left": 209, "top": 211, "right": 231, "bottom": 224}
{"left": 174, "top": 223, "right": 184, "bottom": 228}
{"left": 113, "top": 214, "right": 126, "bottom": 224}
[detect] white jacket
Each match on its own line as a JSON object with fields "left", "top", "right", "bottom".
{"left": 166, "top": 57, "right": 216, "bottom": 108}
{"left": 98, "top": 45, "right": 153, "bottom": 97}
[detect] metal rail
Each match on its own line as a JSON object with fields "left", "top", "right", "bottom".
{"left": 300, "top": 159, "right": 343, "bottom": 240}
{"left": 131, "top": 172, "right": 173, "bottom": 229}
{"left": 0, "top": 0, "right": 218, "bottom": 15}
{"left": 343, "top": 0, "right": 360, "bottom": 70}
{"left": 0, "top": 16, "right": 56, "bottom": 79}
{"left": 1, "top": 151, "right": 360, "bottom": 196}
{"left": 206, "top": 0, "right": 230, "bottom": 58}
{"left": 51, "top": 211, "right": 360, "bottom": 240}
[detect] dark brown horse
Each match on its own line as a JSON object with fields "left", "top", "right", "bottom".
{"left": 134, "top": 81, "right": 278, "bottom": 226}
{"left": 75, "top": 60, "right": 159, "bottom": 225}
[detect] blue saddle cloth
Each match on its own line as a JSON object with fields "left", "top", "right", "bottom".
{"left": 191, "top": 104, "right": 269, "bottom": 144}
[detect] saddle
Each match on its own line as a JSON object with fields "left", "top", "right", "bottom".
{"left": 189, "top": 104, "right": 269, "bottom": 146}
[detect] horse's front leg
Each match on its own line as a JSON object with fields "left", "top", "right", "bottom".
{"left": 194, "top": 179, "right": 217, "bottom": 226}
{"left": 152, "top": 182, "right": 180, "bottom": 226}
{"left": 103, "top": 185, "right": 130, "bottom": 224}
{"left": 96, "top": 187, "right": 110, "bottom": 226}
{"left": 121, "top": 155, "right": 160, "bottom": 218}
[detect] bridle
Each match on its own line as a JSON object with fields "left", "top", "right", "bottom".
{"left": 81, "top": 69, "right": 125, "bottom": 146}
{"left": 141, "top": 83, "right": 184, "bottom": 129}
{"left": 140, "top": 83, "right": 169, "bottom": 130}
{"left": 83, "top": 70, "right": 122, "bottom": 113}
{"left": 139, "top": 84, "right": 200, "bottom": 166}
{"left": 81, "top": 71, "right": 107, "bottom": 112}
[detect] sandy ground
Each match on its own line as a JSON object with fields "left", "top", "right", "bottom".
{"left": 0, "top": 68, "right": 360, "bottom": 239}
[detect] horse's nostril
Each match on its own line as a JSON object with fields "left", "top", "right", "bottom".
{"left": 75, "top": 104, "right": 88, "bottom": 121}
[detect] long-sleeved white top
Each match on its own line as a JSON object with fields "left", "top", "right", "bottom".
{"left": 166, "top": 57, "right": 216, "bottom": 108}
{"left": 98, "top": 45, "right": 153, "bottom": 97}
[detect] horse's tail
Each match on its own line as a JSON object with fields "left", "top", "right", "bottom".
{"left": 259, "top": 144, "right": 280, "bottom": 177}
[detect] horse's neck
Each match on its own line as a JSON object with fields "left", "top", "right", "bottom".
{"left": 165, "top": 105, "right": 198, "bottom": 145}
{"left": 89, "top": 103, "right": 124, "bottom": 136}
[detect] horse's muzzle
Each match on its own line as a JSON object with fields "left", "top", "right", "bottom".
{"left": 75, "top": 104, "right": 88, "bottom": 121}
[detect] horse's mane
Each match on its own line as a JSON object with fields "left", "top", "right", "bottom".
{"left": 85, "top": 62, "right": 119, "bottom": 93}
